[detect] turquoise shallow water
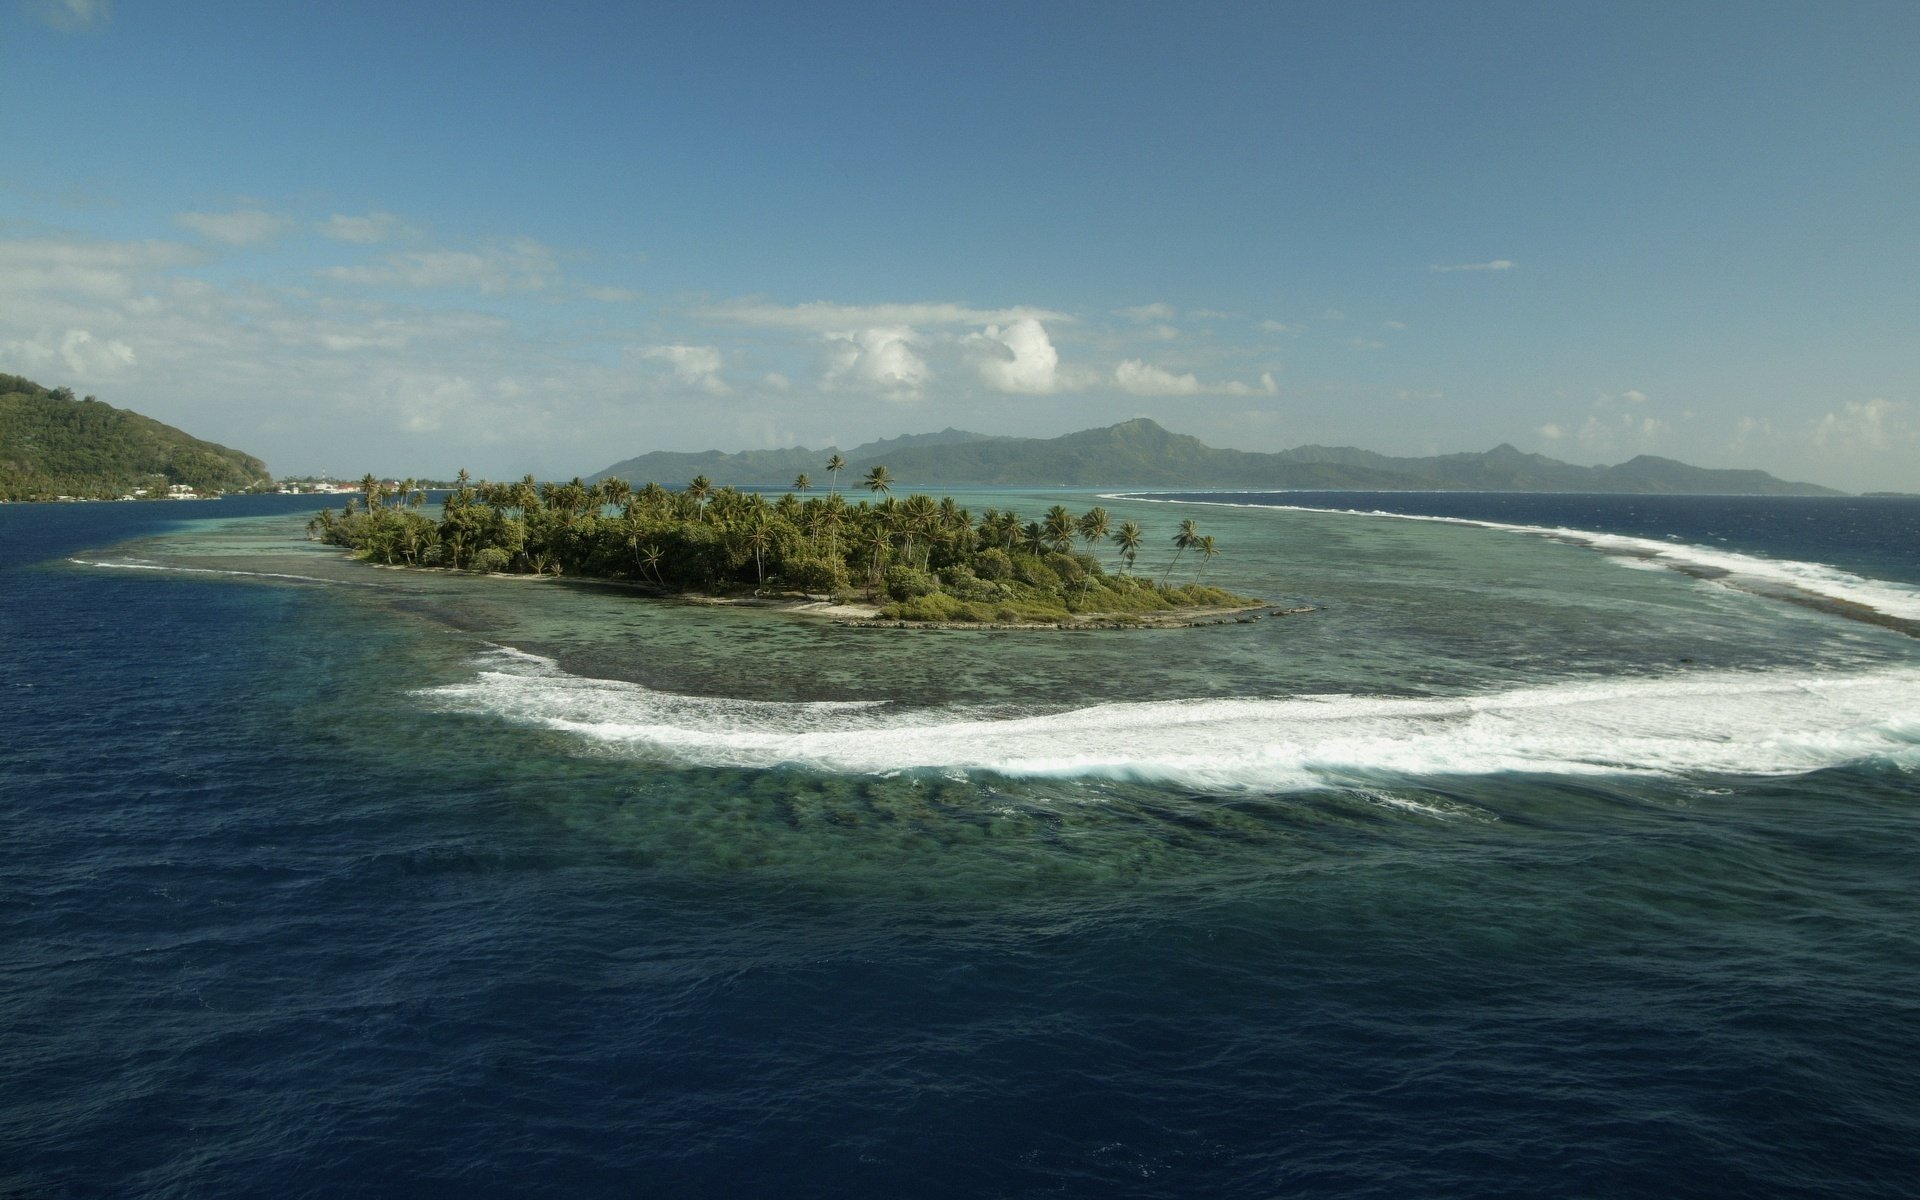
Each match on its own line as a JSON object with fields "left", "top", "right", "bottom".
{"left": 4, "top": 491, "right": 1918, "bottom": 1197}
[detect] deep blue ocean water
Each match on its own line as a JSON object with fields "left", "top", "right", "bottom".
{"left": 4, "top": 492, "right": 1918, "bottom": 1198}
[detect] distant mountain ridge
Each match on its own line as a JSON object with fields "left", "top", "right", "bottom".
{"left": 1, "top": 372, "right": 271, "bottom": 500}
{"left": 592, "top": 417, "right": 1839, "bottom": 496}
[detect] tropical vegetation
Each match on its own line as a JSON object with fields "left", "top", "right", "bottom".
{"left": 308, "top": 466, "right": 1257, "bottom": 623}
{"left": 1, "top": 373, "right": 271, "bottom": 500}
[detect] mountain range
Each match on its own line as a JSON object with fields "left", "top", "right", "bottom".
{"left": 592, "top": 418, "right": 1840, "bottom": 496}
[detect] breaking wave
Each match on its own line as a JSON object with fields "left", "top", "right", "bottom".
{"left": 418, "top": 648, "right": 1920, "bottom": 790}
{"left": 1109, "top": 495, "right": 1920, "bottom": 626}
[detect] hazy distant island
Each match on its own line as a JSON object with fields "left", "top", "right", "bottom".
{"left": 593, "top": 417, "right": 1843, "bottom": 496}
{"left": 310, "top": 470, "right": 1264, "bottom": 628}
{"left": 0, "top": 373, "right": 271, "bottom": 501}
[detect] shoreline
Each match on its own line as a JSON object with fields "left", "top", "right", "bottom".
{"left": 359, "top": 558, "right": 1289, "bottom": 629}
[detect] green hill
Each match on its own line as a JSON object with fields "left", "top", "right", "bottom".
{"left": 592, "top": 417, "right": 1839, "bottom": 495}
{"left": 0, "top": 373, "right": 271, "bottom": 500}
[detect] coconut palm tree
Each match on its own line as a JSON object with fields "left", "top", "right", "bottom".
{"left": 1077, "top": 507, "right": 1110, "bottom": 561}
{"left": 826, "top": 454, "right": 846, "bottom": 495}
{"left": 793, "top": 472, "right": 811, "bottom": 497}
{"left": 743, "top": 512, "right": 774, "bottom": 585}
{"left": 1161, "top": 518, "right": 1201, "bottom": 585}
{"left": 1195, "top": 534, "right": 1218, "bottom": 583}
{"left": 1043, "top": 505, "right": 1077, "bottom": 553}
{"left": 638, "top": 543, "right": 666, "bottom": 586}
{"left": 687, "top": 475, "right": 714, "bottom": 520}
{"left": 1114, "top": 520, "right": 1144, "bottom": 574}
{"left": 863, "top": 464, "right": 893, "bottom": 497}
{"left": 901, "top": 494, "right": 939, "bottom": 566}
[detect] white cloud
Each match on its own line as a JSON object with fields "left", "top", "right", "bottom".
{"left": 0, "top": 327, "right": 137, "bottom": 380}
{"left": 641, "top": 344, "right": 730, "bottom": 395}
{"left": 1811, "top": 397, "right": 1914, "bottom": 452}
{"left": 1349, "top": 336, "right": 1385, "bottom": 351}
{"left": 1429, "top": 260, "right": 1516, "bottom": 273}
{"left": 968, "top": 317, "right": 1065, "bottom": 395}
{"left": 1118, "top": 302, "right": 1175, "bottom": 322}
{"left": 1383, "top": 320, "right": 1408, "bottom": 331}
{"left": 1538, "top": 423, "right": 1566, "bottom": 440}
{"left": 316, "top": 212, "right": 411, "bottom": 244}
{"left": 763, "top": 372, "right": 791, "bottom": 391}
{"left": 175, "top": 209, "right": 287, "bottom": 246}
{"left": 1113, "top": 360, "right": 1276, "bottom": 397}
{"left": 823, "top": 326, "right": 931, "bottom": 398}
{"left": 321, "top": 237, "right": 560, "bottom": 294}
{"left": 704, "top": 299, "right": 1064, "bottom": 331}
{"left": 0, "top": 237, "right": 201, "bottom": 300}
{"left": 1259, "top": 320, "right": 1297, "bottom": 334}
{"left": 36, "top": 0, "right": 109, "bottom": 30}
{"left": 582, "top": 285, "right": 641, "bottom": 303}
{"left": 1578, "top": 411, "right": 1669, "bottom": 451}
{"left": 1395, "top": 389, "right": 1444, "bottom": 402}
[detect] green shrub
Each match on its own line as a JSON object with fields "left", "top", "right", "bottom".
{"left": 780, "top": 555, "right": 848, "bottom": 593}
{"left": 973, "top": 548, "right": 1013, "bottom": 580}
{"left": 883, "top": 565, "right": 940, "bottom": 601}
{"left": 471, "top": 547, "right": 511, "bottom": 572}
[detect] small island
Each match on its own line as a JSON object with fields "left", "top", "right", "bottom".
{"left": 308, "top": 468, "right": 1265, "bottom": 626}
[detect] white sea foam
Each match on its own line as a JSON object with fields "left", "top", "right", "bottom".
{"left": 1105, "top": 495, "right": 1920, "bottom": 623}
{"left": 66, "top": 557, "right": 354, "bottom": 586}
{"left": 419, "top": 649, "right": 1920, "bottom": 790}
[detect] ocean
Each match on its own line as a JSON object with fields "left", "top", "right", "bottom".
{"left": 3, "top": 489, "right": 1916, "bottom": 1198}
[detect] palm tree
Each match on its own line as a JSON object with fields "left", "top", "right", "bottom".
{"left": 1195, "top": 535, "right": 1218, "bottom": 583}
{"left": 901, "top": 494, "right": 939, "bottom": 566}
{"left": 1077, "top": 507, "right": 1110, "bottom": 556}
{"left": 863, "top": 464, "right": 893, "bottom": 497}
{"left": 793, "top": 472, "right": 811, "bottom": 496}
{"left": 1043, "top": 505, "right": 1077, "bottom": 553}
{"left": 1021, "top": 521, "right": 1048, "bottom": 555}
{"left": 687, "top": 475, "right": 714, "bottom": 520}
{"left": 1161, "top": 518, "right": 1200, "bottom": 585}
{"left": 743, "top": 512, "right": 774, "bottom": 586}
{"left": 826, "top": 454, "right": 846, "bottom": 495}
{"left": 1114, "top": 521, "right": 1144, "bottom": 574}
{"left": 860, "top": 522, "right": 892, "bottom": 598}
{"left": 638, "top": 543, "right": 666, "bottom": 587}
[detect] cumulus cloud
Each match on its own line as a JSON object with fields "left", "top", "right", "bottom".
{"left": 967, "top": 317, "right": 1065, "bottom": 394}
{"left": 0, "top": 327, "right": 137, "bottom": 379}
{"left": 316, "top": 212, "right": 411, "bottom": 244}
{"left": 175, "top": 209, "right": 287, "bottom": 246}
{"left": 641, "top": 344, "right": 730, "bottom": 395}
{"left": 1118, "top": 302, "right": 1175, "bottom": 322}
{"left": 1811, "top": 397, "right": 1914, "bottom": 452}
{"left": 823, "top": 326, "right": 931, "bottom": 398}
{"left": 1578, "top": 411, "right": 1669, "bottom": 451}
{"left": 322, "top": 237, "right": 560, "bottom": 294}
{"left": 1429, "top": 260, "right": 1516, "bottom": 273}
{"left": 1113, "top": 360, "right": 1276, "bottom": 397}
{"left": 704, "top": 299, "right": 1064, "bottom": 331}
{"left": 1538, "top": 423, "right": 1566, "bottom": 440}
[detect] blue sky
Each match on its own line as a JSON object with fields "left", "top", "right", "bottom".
{"left": 3, "top": 0, "right": 1915, "bottom": 489}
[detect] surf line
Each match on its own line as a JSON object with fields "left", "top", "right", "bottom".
{"left": 1102, "top": 493, "right": 1920, "bottom": 637}
{"left": 65, "top": 558, "right": 371, "bottom": 587}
